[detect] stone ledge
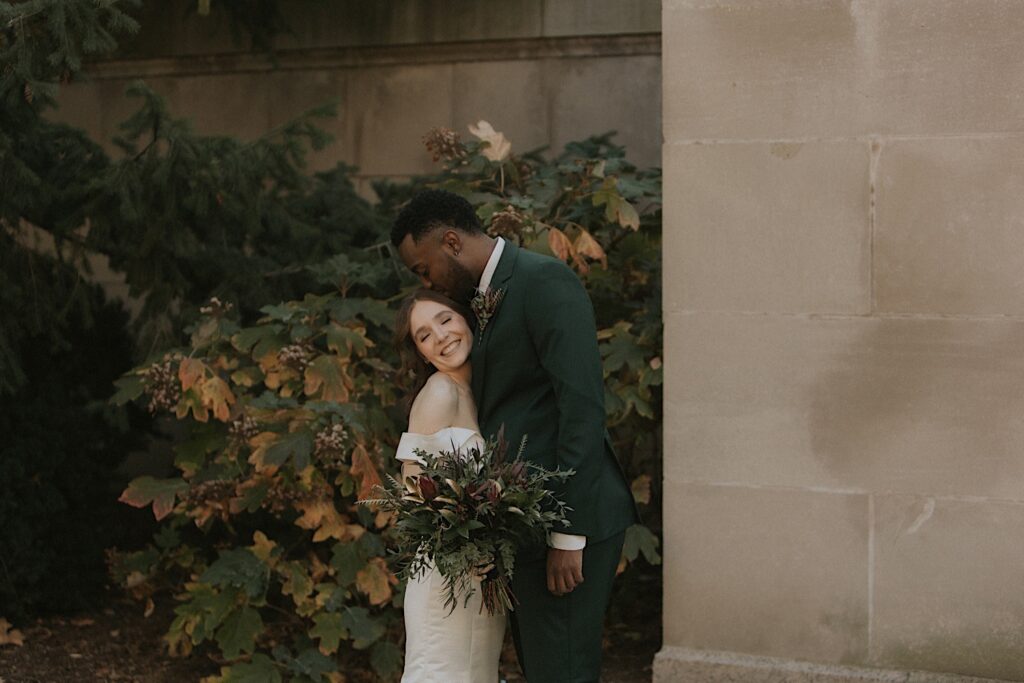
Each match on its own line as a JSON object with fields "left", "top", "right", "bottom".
{"left": 653, "top": 647, "right": 1011, "bottom": 683}
{"left": 83, "top": 34, "right": 661, "bottom": 81}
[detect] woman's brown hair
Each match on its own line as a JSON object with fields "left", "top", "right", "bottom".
{"left": 393, "top": 288, "right": 475, "bottom": 417}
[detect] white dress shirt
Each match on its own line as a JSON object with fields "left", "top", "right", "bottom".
{"left": 477, "top": 238, "right": 587, "bottom": 552}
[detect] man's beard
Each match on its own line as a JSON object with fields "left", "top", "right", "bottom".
{"left": 446, "top": 254, "right": 479, "bottom": 305}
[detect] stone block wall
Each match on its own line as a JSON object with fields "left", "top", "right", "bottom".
{"left": 53, "top": 0, "right": 662, "bottom": 191}
{"left": 658, "top": 1, "right": 1024, "bottom": 681}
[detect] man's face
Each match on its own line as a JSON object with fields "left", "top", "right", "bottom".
{"left": 397, "top": 230, "right": 477, "bottom": 304}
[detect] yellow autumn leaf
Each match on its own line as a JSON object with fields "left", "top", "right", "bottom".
{"left": 257, "top": 350, "right": 297, "bottom": 391}
{"left": 630, "top": 474, "right": 652, "bottom": 505}
{"left": 616, "top": 199, "right": 641, "bottom": 230}
{"left": 304, "top": 355, "right": 351, "bottom": 403}
{"left": 574, "top": 228, "right": 608, "bottom": 268}
{"left": 308, "top": 551, "right": 330, "bottom": 582}
{"left": 247, "top": 432, "right": 282, "bottom": 474}
{"left": 178, "top": 357, "right": 206, "bottom": 392}
{"left": 375, "top": 508, "right": 396, "bottom": 529}
{"left": 0, "top": 618, "right": 24, "bottom": 647}
{"left": 200, "top": 375, "right": 235, "bottom": 422}
{"left": 294, "top": 498, "right": 364, "bottom": 542}
{"left": 280, "top": 560, "right": 314, "bottom": 607}
{"left": 467, "top": 120, "right": 511, "bottom": 162}
{"left": 547, "top": 226, "right": 575, "bottom": 262}
{"left": 350, "top": 444, "right": 383, "bottom": 502}
{"left": 175, "top": 389, "right": 209, "bottom": 422}
{"left": 250, "top": 531, "right": 278, "bottom": 567}
{"left": 355, "top": 557, "right": 398, "bottom": 606}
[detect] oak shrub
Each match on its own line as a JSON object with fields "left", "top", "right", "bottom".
{"left": 111, "top": 126, "right": 662, "bottom": 682}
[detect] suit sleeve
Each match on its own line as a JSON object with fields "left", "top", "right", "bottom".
{"left": 523, "top": 258, "right": 607, "bottom": 538}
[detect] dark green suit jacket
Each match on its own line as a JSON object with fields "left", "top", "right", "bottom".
{"left": 470, "top": 241, "right": 638, "bottom": 549}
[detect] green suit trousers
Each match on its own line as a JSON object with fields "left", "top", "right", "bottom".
{"left": 509, "top": 531, "right": 626, "bottom": 682}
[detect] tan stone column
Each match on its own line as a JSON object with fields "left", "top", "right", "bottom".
{"left": 657, "top": 1, "right": 1024, "bottom": 681}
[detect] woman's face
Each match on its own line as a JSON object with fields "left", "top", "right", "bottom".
{"left": 409, "top": 299, "right": 473, "bottom": 373}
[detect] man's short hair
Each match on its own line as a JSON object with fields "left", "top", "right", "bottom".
{"left": 390, "top": 189, "right": 483, "bottom": 246}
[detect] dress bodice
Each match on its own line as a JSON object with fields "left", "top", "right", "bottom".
{"left": 395, "top": 427, "right": 484, "bottom": 464}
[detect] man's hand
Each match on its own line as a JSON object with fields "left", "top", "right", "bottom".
{"left": 547, "top": 548, "right": 584, "bottom": 596}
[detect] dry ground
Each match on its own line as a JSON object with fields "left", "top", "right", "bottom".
{"left": 0, "top": 582, "right": 659, "bottom": 683}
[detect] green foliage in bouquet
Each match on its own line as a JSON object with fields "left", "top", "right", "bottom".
{"left": 363, "top": 432, "right": 573, "bottom": 617}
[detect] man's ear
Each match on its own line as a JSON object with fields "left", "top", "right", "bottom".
{"left": 440, "top": 229, "right": 463, "bottom": 257}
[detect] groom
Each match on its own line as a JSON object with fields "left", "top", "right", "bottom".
{"left": 391, "top": 189, "right": 638, "bottom": 683}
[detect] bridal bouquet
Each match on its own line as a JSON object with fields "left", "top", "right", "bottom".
{"left": 364, "top": 430, "right": 572, "bottom": 616}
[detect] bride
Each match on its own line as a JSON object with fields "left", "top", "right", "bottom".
{"left": 392, "top": 288, "right": 505, "bottom": 683}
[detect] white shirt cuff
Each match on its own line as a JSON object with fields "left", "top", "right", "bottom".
{"left": 548, "top": 532, "right": 587, "bottom": 551}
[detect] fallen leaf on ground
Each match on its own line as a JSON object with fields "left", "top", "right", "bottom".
{"left": 0, "top": 618, "right": 24, "bottom": 646}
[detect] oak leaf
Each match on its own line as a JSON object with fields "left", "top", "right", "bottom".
{"left": 574, "top": 229, "right": 608, "bottom": 268}
{"left": 630, "top": 474, "right": 652, "bottom": 505}
{"left": 467, "top": 120, "right": 511, "bottom": 162}
{"left": 200, "top": 376, "right": 235, "bottom": 422}
{"left": 279, "top": 561, "right": 314, "bottom": 608}
{"left": 119, "top": 476, "right": 188, "bottom": 520}
{"left": 310, "top": 612, "right": 346, "bottom": 655}
{"left": 355, "top": 557, "right": 397, "bottom": 606}
{"left": 547, "top": 226, "right": 575, "bottom": 262}
{"left": 294, "top": 498, "right": 364, "bottom": 543}
{"left": 0, "top": 618, "right": 24, "bottom": 647}
{"left": 178, "top": 358, "right": 206, "bottom": 392}
{"left": 304, "top": 355, "right": 351, "bottom": 402}
{"left": 350, "top": 445, "right": 383, "bottom": 502}
{"left": 250, "top": 531, "right": 279, "bottom": 567}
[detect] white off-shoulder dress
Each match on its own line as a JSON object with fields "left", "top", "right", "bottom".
{"left": 396, "top": 427, "right": 506, "bottom": 683}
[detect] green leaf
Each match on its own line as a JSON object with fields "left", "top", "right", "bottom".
{"left": 304, "top": 354, "right": 351, "bottom": 402}
{"left": 254, "top": 429, "right": 314, "bottom": 470}
{"left": 288, "top": 648, "right": 337, "bottom": 678}
{"left": 234, "top": 479, "right": 269, "bottom": 513}
{"left": 329, "top": 297, "right": 394, "bottom": 328}
{"left": 600, "top": 323, "right": 645, "bottom": 374}
{"left": 201, "top": 549, "right": 270, "bottom": 599}
{"left": 111, "top": 374, "right": 144, "bottom": 405}
{"left": 259, "top": 303, "right": 301, "bottom": 323}
{"left": 342, "top": 607, "right": 386, "bottom": 649}
{"left": 216, "top": 654, "right": 282, "bottom": 683}
{"left": 279, "top": 561, "right": 314, "bottom": 607}
{"left": 330, "top": 542, "right": 362, "bottom": 587}
{"left": 310, "top": 612, "right": 347, "bottom": 655}
{"left": 621, "top": 523, "right": 661, "bottom": 566}
{"left": 370, "top": 639, "right": 403, "bottom": 679}
{"left": 118, "top": 476, "right": 188, "bottom": 521}
{"left": 233, "top": 324, "right": 285, "bottom": 354}
{"left": 325, "top": 323, "right": 372, "bottom": 356}
{"left": 357, "top": 532, "right": 387, "bottom": 558}
{"left": 215, "top": 606, "right": 263, "bottom": 659}
{"left": 176, "top": 583, "right": 238, "bottom": 644}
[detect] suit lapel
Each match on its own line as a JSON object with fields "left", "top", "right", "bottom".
{"left": 470, "top": 242, "right": 518, "bottom": 413}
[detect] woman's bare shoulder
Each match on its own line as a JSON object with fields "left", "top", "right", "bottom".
{"left": 408, "top": 374, "right": 460, "bottom": 433}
